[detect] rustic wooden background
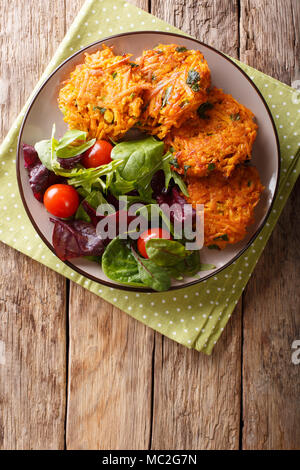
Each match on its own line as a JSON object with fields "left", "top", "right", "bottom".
{"left": 0, "top": 0, "right": 299, "bottom": 450}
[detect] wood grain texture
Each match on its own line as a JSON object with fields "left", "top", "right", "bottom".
{"left": 151, "top": 0, "right": 239, "bottom": 56}
{"left": 240, "top": 0, "right": 300, "bottom": 450}
{"left": 66, "top": 285, "right": 154, "bottom": 449}
{"left": 65, "top": 0, "right": 155, "bottom": 451}
{"left": 240, "top": 0, "right": 300, "bottom": 84}
{"left": 0, "top": 245, "right": 66, "bottom": 449}
{"left": 0, "top": 0, "right": 67, "bottom": 450}
{"left": 150, "top": 0, "right": 242, "bottom": 450}
{"left": 151, "top": 310, "right": 242, "bottom": 450}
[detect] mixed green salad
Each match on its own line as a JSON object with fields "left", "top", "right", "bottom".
{"left": 23, "top": 127, "right": 214, "bottom": 291}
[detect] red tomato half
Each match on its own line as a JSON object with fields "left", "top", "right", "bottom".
{"left": 82, "top": 140, "right": 113, "bottom": 168}
{"left": 137, "top": 228, "right": 172, "bottom": 258}
{"left": 43, "top": 184, "right": 79, "bottom": 218}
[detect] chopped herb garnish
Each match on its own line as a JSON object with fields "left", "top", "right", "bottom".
{"left": 130, "top": 92, "right": 136, "bottom": 99}
{"left": 184, "top": 165, "right": 191, "bottom": 176}
{"left": 179, "top": 99, "right": 190, "bottom": 108}
{"left": 155, "top": 49, "right": 163, "bottom": 54}
{"left": 161, "top": 86, "right": 173, "bottom": 109}
{"left": 213, "top": 234, "right": 229, "bottom": 241}
{"left": 112, "top": 71, "right": 117, "bottom": 79}
{"left": 136, "top": 121, "right": 142, "bottom": 126}
{"left": 247, "top": 180, "right": 252, "bottom": 187}
{"left": 129, "top": 62, "right": 139, "bottom": 68}
{"left": 207, "top": 133, "right": 214, "bottom": 136}
{"left": 197, "top": 101, "right": 214, "bottom": 119}
{"left": 186, "top": 69, "right": 201, "bottom": 92}
{"left": 152, "top": 74, "right": 156, "bottom": 81}
{"left": 93, "top": 106, "right": 106, "bottom": 114}
{"left": 208, "top": 163, "right": 215, "bottom": 171}
{"left": 191, "top": 83, "right": 200, "bottom": 92}
{"left": 230, "top": 113, "right": 240, "bottom": 121}
{"left": 170, "top": 156, "right": 180, "bottom": 169}
{"left": 176, "top": 46, "right": 188, "bottom": 52}
{"left": 208, "top": 244, "right": 221, "bottom": 250}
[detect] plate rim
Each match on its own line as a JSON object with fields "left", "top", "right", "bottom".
{"left": 16, "top": 30, "right": 281, "bottom": 293}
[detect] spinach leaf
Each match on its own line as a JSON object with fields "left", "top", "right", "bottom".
{"left": 109, "top": 170, "right": 136, "bottom": 196}
{"left": 173, "top": 250, "right": 202, "bottom": 277}
{"left": 56, "top": 129, "right": 87, "bottom": 151}
{"left": 167, "top": 251, "right": 215, "bottom": 279}
{"left": 56, "top": 138, "right": 96, "bottom": 159}
{"left": 102, "top": 238, "right": 144, "bottom": 287}
{"left": 131, "top": 247, "right": 171, "bottom": 291}
{"left": 145, "top": 238, "right": 188, "bottom": 266}
{"left": 111, "top": 137, "right": 164, "bottom": 181}
{"left": 110, "top": 137, "right": 173, "bottom": 199}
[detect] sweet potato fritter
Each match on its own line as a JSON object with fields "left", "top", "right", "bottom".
{"left": 165, "top": 87, "right": 258, "bottom": 178}
{"left": 58, "top": 45, "right": 150, "bottom": 140}
{"left": 135, "top": 44, "right": 211, "bottom": 139}
{"left": 186, "top": 165, "right": 264, "bottom": 249}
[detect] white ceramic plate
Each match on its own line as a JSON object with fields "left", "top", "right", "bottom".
{"left": 17, "top": 31, "right": 280, "bottom": 292}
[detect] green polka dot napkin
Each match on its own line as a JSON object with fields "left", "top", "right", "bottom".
{"left": 0, "top": 0, "right": 299, "bottom": 354}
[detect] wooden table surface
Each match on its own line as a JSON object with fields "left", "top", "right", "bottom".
{"left": 0, "top": 0, "right": 299, "bottom": 450}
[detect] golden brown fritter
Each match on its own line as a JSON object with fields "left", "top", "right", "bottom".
{"left": 135, "top": 44, "right": 211, "bottom": 139}
{"left": 165, "top": 87, "right": 258, "bottom": 178}
{"left": 58, "top": 45, "right": 150, "bottom": 141}
{"left": 185, "top": 165, "right": 264, "bottom": 249}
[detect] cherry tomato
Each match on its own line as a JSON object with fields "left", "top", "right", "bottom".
{"left": 82, "top": 140, "right": 113, "bottom": 168}
{"left": 137, "top": 228, "right": 172, "bottom": 258}
{"left": 43, "top": 184, "right": 79, "bottom": 218}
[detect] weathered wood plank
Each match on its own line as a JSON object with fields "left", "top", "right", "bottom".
{"left": 151, "top": 0, "right": 239, "bottom": 56}
{"left": 240, "top": 0, "right": 300, "bottom": 450}
{"left": 240, "top": 0, "right": 300, "bottom": 84}
{"left": 65, "top": 0, "right": 154, "bottom": 450}
{"left": 66, "top": 288, "right": 154, "bottom": 449}
{"left": 0, "top": 0, "right": 67, "bottom": 450}
{"left": 150, "top": 0, "right": 242, "bottom": 450}
{"left": 152, "top": 310, "right": 242, "bottom": 450}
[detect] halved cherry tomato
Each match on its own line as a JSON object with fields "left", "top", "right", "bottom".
{"left": 82, "top": 140, "right": 113, "bottom": 168}
{"left": 137, "top": 228, "right": 172, "bottom": 258}
{"left": 43, "top": 184, "right": 79, "bottom": 218}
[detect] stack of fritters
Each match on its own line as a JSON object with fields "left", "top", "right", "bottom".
{"left": 165, "top": 86, "right": 263, "bottom": 249}
{"left": 165, "top": 87, "right": 258, "bottom": 178}
{"left": 58, "top": 44, "right": 263, "bottom": 249}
